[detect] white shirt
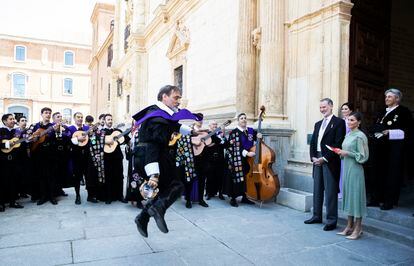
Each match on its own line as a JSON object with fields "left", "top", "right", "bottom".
{"left": 317, "top": 114, "right": 333, "bottom": 152}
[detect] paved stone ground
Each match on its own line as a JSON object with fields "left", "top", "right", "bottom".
{"left": 0, "top": 188, "right": 413, "bottom": 266}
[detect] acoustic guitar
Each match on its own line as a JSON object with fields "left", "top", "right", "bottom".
{"left": 104, "top": 126, "right": 132, "bottom": 153}
{"left": 30, "top": 126, "right": 56, "bottom": 152}
{"left": 192, "top": 120, "right": 231, "bottom": 156}
{"left": 1, "top": 137, "right": 29, "bottom": 153}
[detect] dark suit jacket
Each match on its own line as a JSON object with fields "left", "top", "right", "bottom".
{"left": 310, "top": 115, "right": 346, "bottom": 181}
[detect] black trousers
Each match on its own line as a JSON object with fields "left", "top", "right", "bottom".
{"left": 0, "top": 156, "right": 19, "bottom": 204}
{"left": 373, "top": 140, "right": 405, "bottom": 205}
{"left": 205, "top": 159, "right": 225, "bottom": 197}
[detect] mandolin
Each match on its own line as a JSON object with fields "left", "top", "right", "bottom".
{"left": 192, "top": 120, "right": 231, "bottom": 156}
{"left": 104, "top": 126, "right": 132, "bottom": 153}
{"left": 72, "top": 122, "right": 101, "bottom": 147}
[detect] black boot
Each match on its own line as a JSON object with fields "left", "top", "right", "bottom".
{"left": 0, "top": 204, "right": 5, "bottom": 212}
{"left": 134, "top": 211, "right": 150, "bottom": 238}
{"left": 185, "top": 200, "right": 192, "bottom": 208}
{"left": 199, "top": 200, "right": 209, "bottom": 207}
{"left": 147, "top": 203, "right": 168, "bottom": 233}
{"left": 75, "top": 195, "right": 81, "bottom": 205}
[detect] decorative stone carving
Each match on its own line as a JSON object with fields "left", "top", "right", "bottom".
{"left": 166, "top": 20, "right": 190, "bottom": 59}
{"left": 251, "top": 27, "right": 261, "bottom": 49}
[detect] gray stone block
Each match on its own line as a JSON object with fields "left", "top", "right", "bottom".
{"left": 277, "top": 187, "right": 313, "bottom": 212}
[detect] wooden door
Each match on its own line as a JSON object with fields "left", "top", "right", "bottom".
{"left": 348, "top": 0, "right": 391, "bottom": 129}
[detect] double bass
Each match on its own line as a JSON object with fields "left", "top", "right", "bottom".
{"left": 246, "top": 106, "right": 280, "bottom": 202}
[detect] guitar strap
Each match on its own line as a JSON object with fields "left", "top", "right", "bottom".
{"left": 176, "top": 135, "right": 197, "bottom": 183}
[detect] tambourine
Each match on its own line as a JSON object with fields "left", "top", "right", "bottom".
{"left": 139, "top": 180, "right": 159, "bottom": 200}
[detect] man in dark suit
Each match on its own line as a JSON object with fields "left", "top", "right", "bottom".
{"left": 305, "top": 98, "right": 346, "bottom": 231}
{"left": 369, "top": 88, "right": 413, "bottom": 210}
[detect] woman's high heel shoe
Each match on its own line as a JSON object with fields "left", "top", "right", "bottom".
{"left": 336, "top": 227, "right": 353, "bottom": 236}
{"left": 346, "top": 231, "right": 363, "bottom": 240}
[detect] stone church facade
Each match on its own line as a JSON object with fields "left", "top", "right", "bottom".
{"left": 91, "top": 0, "right": 414, "bottom": 200}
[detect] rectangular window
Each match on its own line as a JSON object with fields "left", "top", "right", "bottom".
{"left": 174, "top": 65, "right": 183, "bottom": 90}
{"left": 124, "top": 25, "right": 130, "bottom": 53}
{"left": 108, "top": 83, "right": 111, "bottom": 101}
{"left": 64, "top": 51, "right": 74, "bottom": 66}
{"left": 107, "top": 44, "right": 113, "bottom": 67}
{"left": 126, "top": 95, "right": 130, "bottom": 113}
{"left": 117, "top": 78, "right": 123, "bottom": 96}
{"left": 15, "top": 46, "right": 26, "bottom": 61}
{"left": 13, "top": 73, "right": 26, "bottom": 97}
{"left": 64, "top": 78, "right": 73, "bottom": 95}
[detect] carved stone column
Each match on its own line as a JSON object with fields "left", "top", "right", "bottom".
{"left": 258, "top": 0, "right": 287, "bottom": 126}
{"left": 236, "top": 0, "right": 257, "bottom": 120}
{"left": 131, "top": 0, "right": 145, "bottom": 34}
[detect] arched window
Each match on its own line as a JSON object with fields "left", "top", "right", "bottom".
{"left": 12, "top": 73, "right": 26, "bottom": 97}
{"left": 63, "top": 78, "right": 73, "bottom": 95}
{"left": 62, "top": 108, "right": 72, "bottom": 124}
{"left": 15, "top": 45, "right": 26, "bottom": 62}
{"left": 64, "top": 51, "right": 74, "bottom": 66}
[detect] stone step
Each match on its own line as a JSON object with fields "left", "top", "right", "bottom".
{"left": 338, "top": 212, "right": 414, "bottom": 248}
{"left": 365, "top": 206, "right": 414, "bottom": 230}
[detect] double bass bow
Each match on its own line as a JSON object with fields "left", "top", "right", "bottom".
{"left": 246, "top": 106, "right": 280, "bottom": 202}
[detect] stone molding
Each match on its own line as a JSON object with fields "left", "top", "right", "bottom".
{"left": 286, "top": 0, "right": 353, "bottom": 32}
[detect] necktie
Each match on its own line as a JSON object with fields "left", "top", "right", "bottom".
{"left": 321, "top": 118, "right": 328, "bottom": 130}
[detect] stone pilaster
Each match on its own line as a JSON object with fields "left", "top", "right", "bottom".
{"left": 257, "top": 0, "right": 287, "bottom": 127}
{"left": 236, "top": 0, "right": 257, "bottom": 121}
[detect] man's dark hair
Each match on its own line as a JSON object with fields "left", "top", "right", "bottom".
{"left": 157, "top": 85, "right": 182, "bottom": 101}
{"left": 2, "top": 113, "right": 13, "bottom": 124}
{"left": 52, "top": 112, "right": 61, "bottom": 119}
{"left": 320, "top": 98, "right": 333, "bottom": 106}
{"left": 41, "top": 107, "right": 52, "bottom": 114}
{"left": 18, "top": 116, "right": 27, "bottom": 122}
{"left": 98, "top": 113, "right": 106, "bottom": 120}
{"left": 73, "top": 112, "right": 83, "bottom": 118}
{"left": 104, "top": 113, "right": 112, "bottom": 120}
{"left": 237, "top": 113, "right": 247, "bottom": 120}
{"left": 85, "top": 115, "right": 94, "bottom": 123}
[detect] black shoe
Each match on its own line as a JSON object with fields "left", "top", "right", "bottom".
{"left": 367, "top": 201, "right": 380, "bottom": 207}
{"left": 87, "top": 197, "right": 98, "bottom": 203}
{"left": 119, "top": 198, "right": 128, "bottom": 203}
{"left": 9, "top": 202, "right": 24, "bottom": 209}
{"left": 199, "top": 200, "right": 209, "bottom": 208}
{"left": 37, "top": 199, "right": 47, "bottom": 205}
{"left": 380, "top": 203, "right": 393, "bottom": 210}
{"left": 323, "top": 224, "right": 337, "bottom": 231}
{"left": 147, "top": 205, "right": 168, "bottom": 234}
{"left": 59, "top": 190, "right": 68, "bottom": 197}
{"left": 75, "top": 195, "right": 81, "bottom": 205}
{"left": 241, "top": 197, "right": 255, "bottom": 205}
{"left": 0, "top": 204, "right": 4, "bottom": 212}
{"left": 134, "top": 212, "right": 150, "bottom": 238}
{"left": 230, "top": 198, "right": 238, "bottom": 207}
{"left": 304, "top": 217, "right": 322, "bottom": 224}
{"left": 185, "top": 200, "right": 192, "bottom": 209}
{"left": 50, "top": 199, "right": 58, "bottom": 205}
{"left": 218, "top": 194, "right": 225, "bottom": 200}
{"left": 105, "top": 200, "right": 111, "bottom": 204}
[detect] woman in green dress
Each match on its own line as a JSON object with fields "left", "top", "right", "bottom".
{"left": 336, "top": 112, "right": 369, "bottom": 240}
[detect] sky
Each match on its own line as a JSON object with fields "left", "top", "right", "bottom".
{"left": 0, "top": 0, "right": 115, "bottom": 45}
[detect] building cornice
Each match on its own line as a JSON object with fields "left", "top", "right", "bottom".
{"left": 90, "top": 3, "right": 115, "bottom": 23}
{"left": 0, "top": 34, "right": 91, "bottom": 50}
{"left": 0, "top": 65, "right": 90, "bottom": 76}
